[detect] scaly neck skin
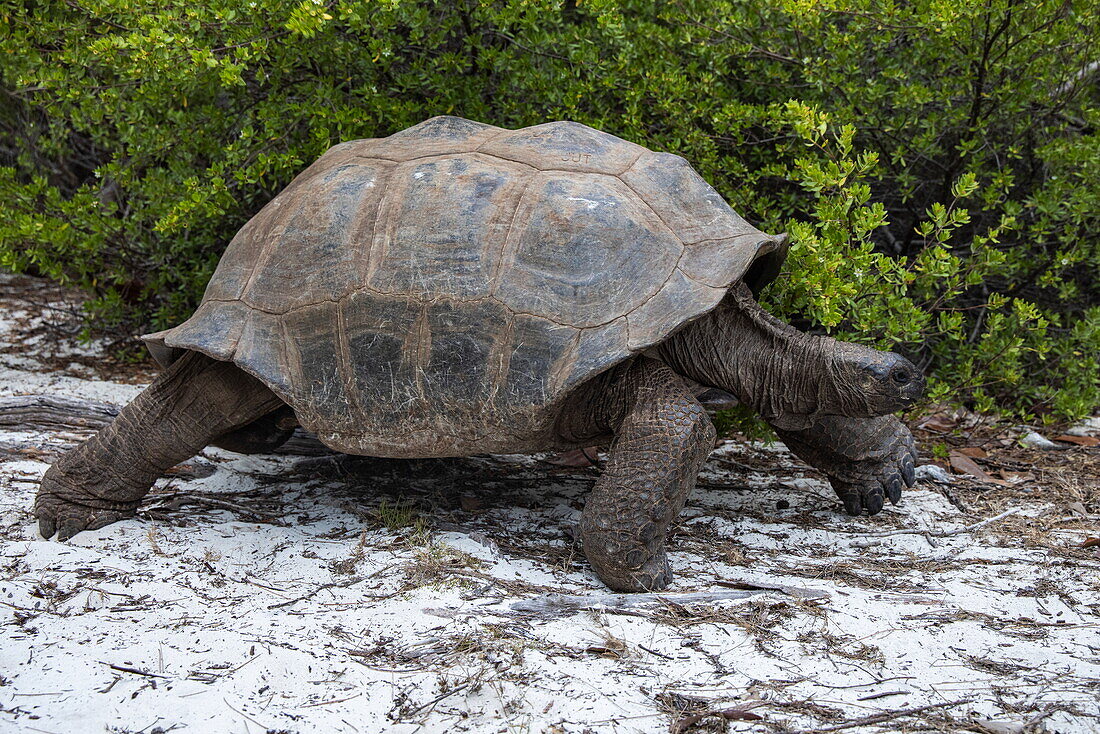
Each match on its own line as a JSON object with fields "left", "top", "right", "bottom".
{"left": 652, "top": 284, "right": 856, "bottom": 430}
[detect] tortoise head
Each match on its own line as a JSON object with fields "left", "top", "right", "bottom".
{"left": 829, "top": 343, "right": 925, "bottom": 416}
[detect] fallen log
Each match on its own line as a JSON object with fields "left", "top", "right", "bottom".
{"left": 0, "top": 394, "right": 331, "bottom": 456}
{"left": 0, "top": 394, "right": 118, "bottom": 432}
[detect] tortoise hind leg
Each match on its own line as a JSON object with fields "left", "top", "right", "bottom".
{"left": 578, "top": 357, "right": 715, "bottom": 592}
{"left": 36, "top": 350, "right": 284, "bottom": 540}
{"left": 772, "top": 414, "right": 918, "bottom": 516}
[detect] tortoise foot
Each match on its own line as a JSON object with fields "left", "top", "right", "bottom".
{"left": 829, "top": 429, "right": 918, "bottom": 516}
{"left": 35, "top": 464, "right": 140, "bottom": 540}
{"left": 577, "top": 358, "right": 714, "bottom": 592}
{"left": 774, "top": 414, "right": 919, "bottom": 517}
{"left": 35, "top": 493, "right": 137, "bottom": 541}
{"left": 626, "top": 554, "right": 673, "bottom": 593}
{"left": 586, "top": 544, "right": 673, "bottom": 592}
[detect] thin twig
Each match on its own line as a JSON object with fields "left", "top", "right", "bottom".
{"left": 857, "top": 690, "right": 911, "bottom": 701}
{"left": 404, "top": 681, "right": 471, "bottom": 717}
{"left": 302, "top": 692, "right": 364, "bottom": 708}
{"left": 638, "top": 644, "right": 678, "bottom": 660}
{"left": 860, "top": 508, "right": 1022, "bottom": 539}
{"left": 102, "top": 662, "right": 169, "bottom": 679}
{"left": 221, "top": 697, "right": 269, "bottom": 731}
{"left": 806, "top": 699, "right": 969, "bottom": 732}
{"left": 145, "top": 494, "right": 274, "bottom": 521}
{"left": 266, "top": 578, "right": 375, "bottom": 609}
{"left": 510, "top": 584, "right": 828, "bottom": 618}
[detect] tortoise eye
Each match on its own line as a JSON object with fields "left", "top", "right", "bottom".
{"left": 891, "top": 369, "right": 911, "bottom": 385}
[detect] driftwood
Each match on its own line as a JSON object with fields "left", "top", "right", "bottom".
{"left": 509, "top": 582, "right": 828, "bottom": 618}
{"left": 0, "top": 394, "right": 331, "bottom": 456}
{"left": 0, "top": 394, "right": 119, "bottom": 432}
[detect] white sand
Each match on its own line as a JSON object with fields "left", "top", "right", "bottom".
{"left": 2, "top": 278, "right": 1097, "bottom": 733}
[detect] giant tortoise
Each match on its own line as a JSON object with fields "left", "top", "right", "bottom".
{"left": 36, "top": 116, "right": 924, "bottom": 592}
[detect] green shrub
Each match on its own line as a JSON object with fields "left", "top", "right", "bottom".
{"left": 1, "top": 0, "right": 1097, "bottom": 418}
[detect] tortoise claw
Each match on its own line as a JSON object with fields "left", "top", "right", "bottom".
{"left": 37, "top": 516, "right": 56, "bottom": 540}
{"left": 587, "top": 545, "right": 674, "bottom": 592}
{"left": 863, "top": 488, "right": 885, "bottom": 515}
{"left": 838, "top": 489, "right": 862, "bottom": 516}
{"left": 632, "top": 554, "right": 673, "bottom": 592}
{"left": 886, "top": 474, "right": 904, "bottom": 504}
{"left": 36, "top": 492, "right": 136, "bottom": 542}
{"left": 831, "top": 469, "right": 897, "bottom": 515}
{"left": 901, "top": 453, "right": 916, "bottom": 487}
{"left": 55, "top": 518, "right": 85, "bottom": 542}
{"left": 833, "top": 423, "right": 916, "bottom": 513}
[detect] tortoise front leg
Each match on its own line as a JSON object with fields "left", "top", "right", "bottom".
{"left": 773, "top": 414, "right": 918, "bottom": 515}
{"left": 36, "top": 350, "right": 284, "bottom": 540}
{"left": 579, "top": 358, "right": 715, "bottom": 592}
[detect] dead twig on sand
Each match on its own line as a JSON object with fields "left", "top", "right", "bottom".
{"left": 222, "top": 696, "right": 270, "bottom": 730}
{"left": 301, "top": 692, "right": 364, "bottom": 708}
{"left": 856, "top": 690, "right": 910, "bottom": 701}
{"left": 144, "top": 494, "right": 274, "bottom": 522}
{"left": 404, "top": 681, "right": 471, "bottom": 718}
{"left": 860, "top": 508, "right": 1022, "bottom": 539}
{"left": 101, "top": 662, "right": 169, "bottom": 679}
{"left": 671, "top": 705, "right": 764, "bottom": 733}
{"left": 509, "top": 583, "right": 828, "bottom": 618}
{"left": 266, "top": 578, "right": 400, "bottom": 610}
{"left": 802, "top": 699, "right": 969, "bottom": 732}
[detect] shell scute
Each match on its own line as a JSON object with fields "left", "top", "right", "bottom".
{"left": 622, "top": 151, "right": 755, "bottom": 245}
{"left": 500, "top": 314, "right": 578, "bottom": 410}
{"left": 367, "top": 155, "right": 527, "bottom": 299}
{"left": 564, "top": 318, "right": 630, "bottom": 391}
{"left": 234, "top": 310, "right": 291, "bottom": 396}
{"left": 679, "top": 234, "right": 771, "bottom": 288}
{"left": 280, "top": 301, "right": 355, "bottom": 432}
{"left": 340, "top": 292, "right": 422, "bottom": 426}
{"left": 161, "top": 300, "right": 248, "bottom": 359}
{"left": 626, "top": 270, "right": 726, "bottom": 351}
{"left": 495, "top": 172, "right": 681, "bottom": 327}
{"left": 479, "top": 121, "right": 646, "bottom": 174}
{"left": 422, "top": 299, "right": 510, "bottom": 416}
{"left": 244, "top": 160, "right": 391, "bottom": 313}
{"left": 366, "top": 116, "right": 501, "bottom": 162}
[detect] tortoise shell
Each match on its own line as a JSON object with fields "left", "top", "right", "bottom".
{"left": 145, "top": 116, "right": 787, "bottom": 456}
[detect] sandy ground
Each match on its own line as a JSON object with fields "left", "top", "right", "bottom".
{"left": 1, "top": 274, "right": 1098, "bottom": 734}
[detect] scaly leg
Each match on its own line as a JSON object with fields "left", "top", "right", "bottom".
{"left": 773, "top": 414, "right": 918, "bottom": 515}
{"left": 36, "top": 350, "right": 284, "bottom": 540}
{"left": 578, "top": 358, "right": 715, "bottom": 592}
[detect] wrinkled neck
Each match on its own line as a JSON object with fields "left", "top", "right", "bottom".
{"left": 653, "top": 285, "right": 852, "bottom": 426}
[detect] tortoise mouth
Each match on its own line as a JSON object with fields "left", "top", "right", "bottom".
{"left": 898, "top": 390, "right": 922, "bottom": 408}
{"left": 882, "top": 377, "right": 925, "bottom": 413}
{"left": 900, "top": 372, "right": 927, "bottom": 403}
